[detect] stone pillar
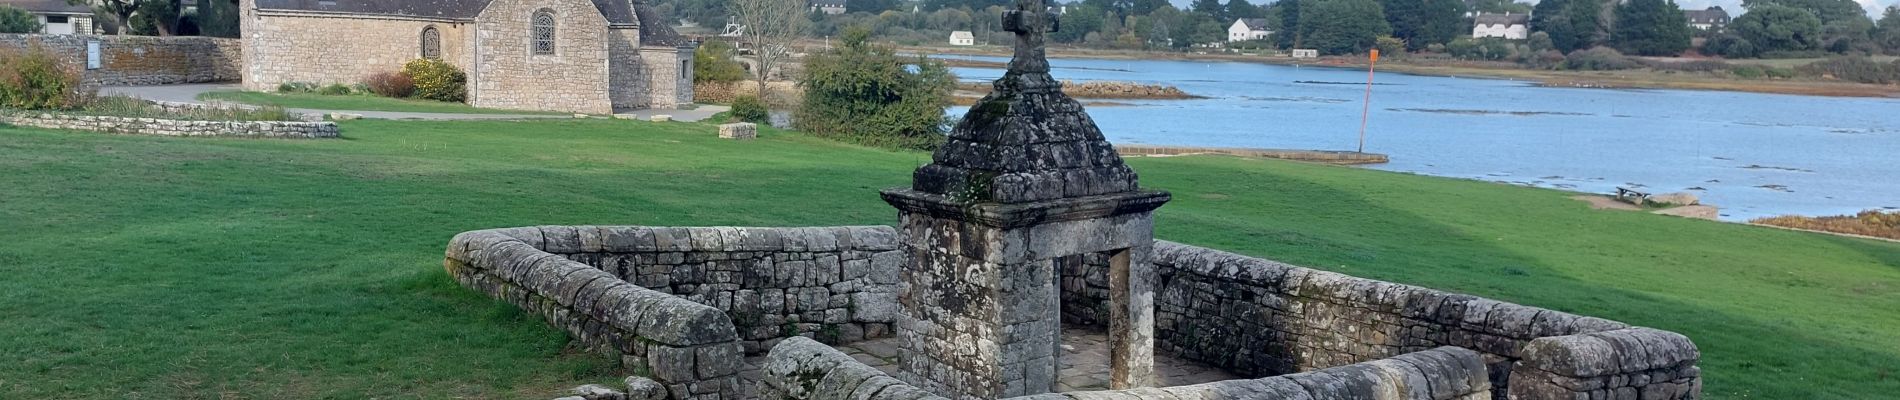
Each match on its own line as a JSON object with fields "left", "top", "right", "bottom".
{"left": 880, "top": 1, "right": 1168, "bottom": 398}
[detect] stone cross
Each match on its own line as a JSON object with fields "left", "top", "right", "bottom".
{"left": 1000, "top": 0, "right": 1059, "bottom": 82}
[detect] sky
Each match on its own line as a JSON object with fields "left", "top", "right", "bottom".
{"left": 1166, "top": 0, "right": 1898, "bottom": 18}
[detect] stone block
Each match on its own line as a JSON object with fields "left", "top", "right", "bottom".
{"left": 718, "top": 122, "right": 756, "bottom": 139}
{"left": 650, "top": 115, "right": 672, "bottom": 122}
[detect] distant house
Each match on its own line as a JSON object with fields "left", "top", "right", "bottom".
{"left": 949, "top": 31, "right": 973, "bottom": 46}
{"left": 1228, "top": 18, "right": 1271, "bottom": 42}
{"left": 1291, "top": 49, "right": 1318, "bottom": 58}
{"left": 809, "top": 0, "right": 845, "bottom": 15}
{"left": 0, "top": 0, "right": 94, "bottom": 35}
{"left": 1683, "top": 6, "right": 1730, "bottom": 30}
{"left": 1472, "top": 13, "right": 1529, "bottom": 40}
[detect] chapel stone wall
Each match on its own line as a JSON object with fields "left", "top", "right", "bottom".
{"left": 638, "top": 47, "right": 692, "bottom": 109}
{"left": 240, "top": 7, "right": 472, "bottom": 91}
{"left": 473, "top": 0, "right": 613, "bottom": 114}
{"left": 608, "top": 28, "right": 650, "bottom": 110}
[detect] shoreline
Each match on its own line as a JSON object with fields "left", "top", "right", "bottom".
{"left": 912, "top": 45, "right": 1900, "bottom": 99}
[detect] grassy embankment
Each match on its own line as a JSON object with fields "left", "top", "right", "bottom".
{"left": 0, "top": 119, "right": 1896, "bottom": 398}
{"left": 197, "top": 90, "right": 565, "bottom": 115}
{"left": 912, "top": 43, "right": 1900, "bottom": 98}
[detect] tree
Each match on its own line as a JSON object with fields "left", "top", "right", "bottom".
{"left": 0, "top": 6, "right": 42, "bottom": 33}
{"left": 1228, "top": 0, "right": 1266, "bottom": 19}
{"left": 1191, "top": 0, "right": 1227, "bottom": 21}
{"left": 1052, "top": 4, "right": 1107, "bottom": 43}
{"left": 1820, "top": 16, "right": 1877, "bottom": 54}
{"left": 1878, "top": 6, "right": 1900, "bottom": 53}
{"left": 730, "top": 0, "right": 810, "bottom": 96}
{"left": 1732, "top": 4, "right": 1824, "bottom": 53}
{"left": 1380, "top": 0, "right": 1464, "bottom": 50}
{"left": 1742, "top": 0, "right": 1867, "bottom": 25}
{"left": 1612, "top": 0, "right": 1693, "bottom": 56}
{"left": 197, "top": 0, "right": 239, "bottom": 38}
{"left": 1468, "top": 0, "right": 1532, "bottom": 14}
{"left": 1275, "top": 0, "right": 1302, "bottom": 48}
{"left": 1298, "top": 0, "right": 1391, "bottom": 55}
{"left": 1532, "top": 0, "right": 1606, "bottom": 52}
{"left": 128, "top": 0, "right": 182, "bottom": 35}
{"left": 794, "top": 27, "right": 955, "bottom": 150}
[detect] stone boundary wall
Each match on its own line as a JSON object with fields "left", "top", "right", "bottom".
{"left": 1062, "top": 241, "right": 1701, "bottom": 399}
{"left": 758, "top": 336, "right": 1491, "bottom": 400}
{"left": 0, "top": 110, "right": 338, "bottom": 138}
{"left": 0, "top": 34, "right": 241, "bottom": 86}
{"left": 529, "top": 225, "right": 904, "bottom": 355}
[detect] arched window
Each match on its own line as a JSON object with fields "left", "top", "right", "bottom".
{"left": 532, "top": 10, "right": 556, "bottom": 55}
{"left": 420, "top": 26, "right": 442, "bottom": 59}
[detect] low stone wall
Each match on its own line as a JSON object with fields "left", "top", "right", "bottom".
{"left": 1511, "top": 328, "right": 1701, "bottom": 400}
{"left": 759, "top": 336, "right": 1491, "bottom": 400}
{"left": 1062, "top": 241, "right": 1701, "bottom": 399}
{"left": 0, "top": 34, "right": 241, "bottom": 85}
{"left": 0, "top": 111, "right": 338, "bottom": 138}
{"left": 446, "top": 226, "right": 905, "bottom": 399}
{"left": 528, "top": 226, "right": 904, "bottom": 355}
{"left": 447, "top": 227, "right": 746, "bottom": 400}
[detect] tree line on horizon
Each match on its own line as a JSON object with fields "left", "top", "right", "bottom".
{"left": 658, "top": 0, "right": 1900, "bottom": 59}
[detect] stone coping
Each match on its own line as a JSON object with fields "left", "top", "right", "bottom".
{"left": 758, "top": 336, "right": 1493, "bottom": 400}
{"left": 0, "top": 109, "right": 337, "bottom": 139}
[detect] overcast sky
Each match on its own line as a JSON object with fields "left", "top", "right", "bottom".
{"left": 1167, "top": 0, "right": 1897, "bottom": 18}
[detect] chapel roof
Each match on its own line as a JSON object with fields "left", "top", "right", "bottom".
{"left": 255, "top": 0, "right": 643, "bottom": 26}
{"left": 1237, "top": 18, "right": 1270, "bottom": 31}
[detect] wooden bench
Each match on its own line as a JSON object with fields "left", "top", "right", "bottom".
{"left": 1615, "top": 187, "right": 1650, "bottom": 205}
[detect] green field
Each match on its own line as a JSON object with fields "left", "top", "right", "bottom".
{"left": 1, "top": 119, "right": 1895, "bottom": 399}
{"left": 197, "top": 90, "right": 564, "bottom": 115}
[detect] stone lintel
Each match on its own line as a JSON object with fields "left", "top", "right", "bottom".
{"left": 880, "top": 188, "right": 1170, "bottom": 230}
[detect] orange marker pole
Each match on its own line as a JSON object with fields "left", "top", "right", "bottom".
{"left": 1359, "top": 49, "right": 1379, "bottom": 153}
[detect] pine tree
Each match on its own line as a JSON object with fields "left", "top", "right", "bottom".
{"left": 1298, "top": 0, "right": 1392, "bottom": 55}
{"left": 1381, "top": 0, "right": 1464, "bottom": 50}
{"left": 1192, "top": 0, "right": 1228, "bottom": 22}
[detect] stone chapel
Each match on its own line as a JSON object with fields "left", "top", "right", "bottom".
{"left": 238, "top": 0, "right": 695, "bottom": 114}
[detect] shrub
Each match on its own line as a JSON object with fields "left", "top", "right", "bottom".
{"left": 0, "top": 45, "right": 87, "bottom": 110}
{"left": 1703, "top": 34, "right": 1757, "bottom": 58}
{"left": 1562, "top": 47, "right": 1642, "bottom": 70}
{"left": 0, "top": 5, "right": 41, "bottom": 33}
{"left": 794, "top": 27, "right": 955, "bottom": 150}
{"left": 1524, "top": 49, "right": 1568, "bottom": 69}
{"left": 694, "top": 41, "right": 747, "bottom": 84}
{"left": 318, "top": 83, "right": 353, "bottom": 96}
{"left": 402, "top": 58, "right": 467, "bottom": 103}
{"left": 1796, "top": 56, "right": 1900, "bottom": 84}
{"left": 363, "top": 71, "right": 416, "bottom": 98}
{"left": 277, "top": 82, "right": 316, "bottom": 93}
{"left": 729, "top": 95, "right": 769, "bottom": 124}
{"left": 1374, "top": 36, "right": 1406, "bottom": 59}
{"left": 1447, "top": 37, "right": 1517, "bottom": 61}
{"left": 1731, "top": 65, "right": 1767, "bottom": 78}
{"left": 1766, "top": 67, "right": 1798, "bottom": 79}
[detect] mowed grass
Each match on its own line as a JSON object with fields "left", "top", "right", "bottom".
{"left": 197, "top": 90, "right": 565, "bottom": 115}
{"left": 0, "top": 119, "right": 1896, "bottom": 399}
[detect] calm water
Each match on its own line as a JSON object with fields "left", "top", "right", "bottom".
{"left": 940, "top": 55, "right": 1900, "bottom": 221}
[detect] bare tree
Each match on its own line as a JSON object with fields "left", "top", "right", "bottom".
{"left": 727, "top": 0, "right": 808, "bottom": 97}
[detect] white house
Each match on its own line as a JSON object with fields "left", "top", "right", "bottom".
{"left": 0, "top": 0, "right": 94, "bottom": 35}
{"left": 1472, "top": 13, "right": 1529, "bottom": 40}
{"left": 949, "top": 31, "right": 974, "bottom": 46}
{"left": 1683, "top": 6, "right": 1731, "bottom": 30}
{"left": 1228, "top": 18, "right": 1271, "bottom": 42}
{"left": 809, "top": 0, "right": 845, "bottom": 15}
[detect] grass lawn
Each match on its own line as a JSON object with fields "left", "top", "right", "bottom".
{"left": 197, "top": 90, "right": 565, "bottom": 115}
{"left": 0, "top": 119, "right": 1895, "bottom": 399}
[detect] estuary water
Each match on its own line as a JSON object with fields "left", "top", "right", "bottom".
{"left": 939, "top": 55, "right": 1900, "bottom": 221}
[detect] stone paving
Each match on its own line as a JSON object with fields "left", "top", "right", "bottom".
{"left": 738, "top": 326, "right": 1239, "bottom": 396}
